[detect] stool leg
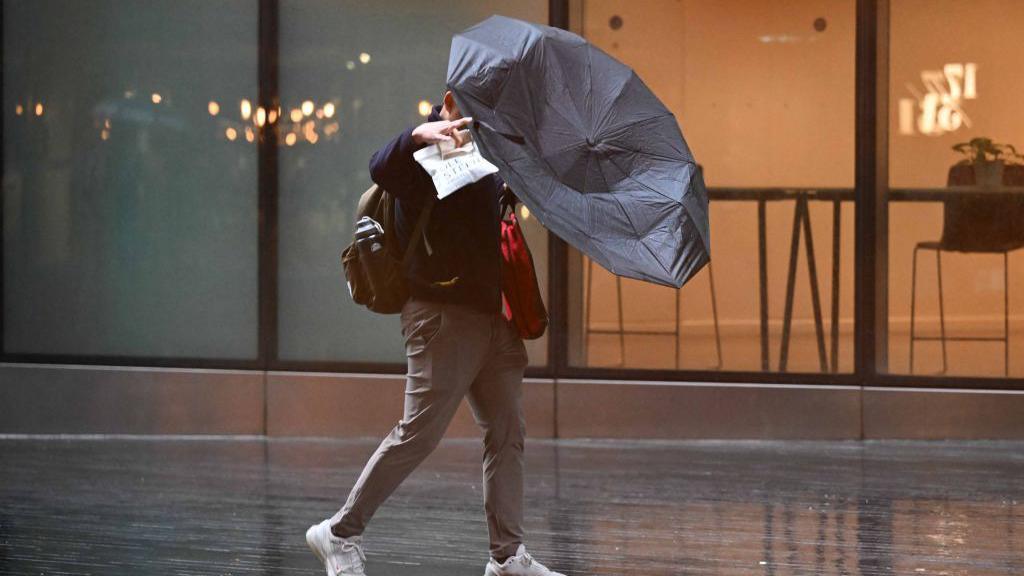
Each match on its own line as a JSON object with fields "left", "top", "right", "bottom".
{"left": 708, "top": 263, "right": 723, "bottom": 370}
{"left": 616, "top": 275, "right": 625, "bottom": 367}
{"left": 910, "top": 246, "right": 919, "bottom": 374}
{"left": 674, "top": 284, "right": 681, "bottom": 370}
{"left": 1005, "top": 251, "right": 1010, "bottom": 378}
{"left": 936, "top": 250, "right": 947, "bottom": 375}
{"left": 585, "top": 257, "right": 592, "bottom": 366}
{"left": 779, "top": 198, "right": 803, "bottom": 372}
{"left": 800, "top": 197, "right": 829, "bottom": 372}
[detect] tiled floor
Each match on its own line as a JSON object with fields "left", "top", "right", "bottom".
{"left": 1, "top": 436, "right": 1022, "bottom": 575}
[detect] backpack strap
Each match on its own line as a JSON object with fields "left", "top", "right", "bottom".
{"left": 401, "top": 193, "right": 437, "bottom": 268}
{"left": 499, "top": 183, "right": 516, "bottom": 218}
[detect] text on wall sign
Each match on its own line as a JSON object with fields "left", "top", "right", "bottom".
{"left": 899, "top": 63, "right": 977, "bottom": 136}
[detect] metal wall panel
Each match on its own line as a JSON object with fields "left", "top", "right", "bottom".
{"left": 863, "top": 387, "right": 1024, "bottom": 439}
{"left": 0, "top": 363, "right": 264, "bottom": 435}
{"left": 556, "top": 379, "right": 863, "bottom": 439}
{"left": 266, "top": 372, "right": 556, "bottom": 438}
{"left": 6, "top": 364, "right": 1024, "bottom": 439}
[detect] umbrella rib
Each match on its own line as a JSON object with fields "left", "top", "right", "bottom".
{"left": 584, "top": 41, "right": 594, "bottom": 130}
{"left": 540, "top": 97, "right": 586, "bottom": 140}
{"left": 607, "top": 185, "right": 679, "bottom": 283}
{"left": 549, "top": 40, "right": 591, "bottom": 136}
{"left": 600, "top": 114, "right": 689, "bottom": 162}
{"left": 603, "top": 148, "right": 693, "bottom": 206}
{"left": 540, "top": 48, "right": 588, "bottom": 135}
{"left": 603, "top": 139, "right": 689, "bottom": 165}
{"left": 608, "top": 188, "right": 641, "bottom": 243}
{"left": 639, "top": 235, "right": 674, "bottom": 279}
{"left": 583, "top": 146, "right": 592, "bottom": 196}
{"left": 539, "top": 138, "right": 589, "bottom": 161}
{"left": 593, "top": 70, "right": 653, "bottom": 136}
{"left": 585, "top": 235, "right": 619, "bottom": 276}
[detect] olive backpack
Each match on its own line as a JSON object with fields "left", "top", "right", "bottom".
{"left": 340, "top": 184, "right": 435, "bottom": 314}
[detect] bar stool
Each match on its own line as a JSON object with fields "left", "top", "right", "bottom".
{"left": 909, "top": 164, "right": 1024, "bottom": 376}
{"left": 583, "top": 163, "right": 722, "bottom": 369}
{"left": 583, "top": 258, "right": 723, "bottom": 370}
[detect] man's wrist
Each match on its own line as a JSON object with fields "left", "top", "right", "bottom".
{"left": 400, "top": 125, "right": 424, "bottom": 153}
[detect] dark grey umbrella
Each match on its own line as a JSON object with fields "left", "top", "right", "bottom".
{"left": 447, "top": 15, "right": 710, "bottom": 289}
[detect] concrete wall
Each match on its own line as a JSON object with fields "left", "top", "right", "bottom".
{"left": 4, "top": 363, "right": 1024, "bottom": 439}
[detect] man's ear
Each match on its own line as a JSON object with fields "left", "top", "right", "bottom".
{"left": 443, "top": 90, "right": 456, "bottom": 110}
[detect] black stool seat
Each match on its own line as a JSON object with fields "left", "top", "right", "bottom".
{"left": 917, "top": 239, "right": 1024, "bottom": 253}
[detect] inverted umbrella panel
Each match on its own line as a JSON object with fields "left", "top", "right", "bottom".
{"left": 448, "top": 15, "right": 709, "bottom": 289}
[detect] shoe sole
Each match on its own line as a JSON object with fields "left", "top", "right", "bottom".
{"left": 484, "top": 561, "right": 563, "bottom": 576}
{"left": 484, "top": 563, "right": 507, "bottom": 576}
{"left": 305, "top": 523, "right": 329, "bottom": 571}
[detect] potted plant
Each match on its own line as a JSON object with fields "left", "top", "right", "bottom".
{"left": 952, "top": 137, "right": 1024, "bottom": 187}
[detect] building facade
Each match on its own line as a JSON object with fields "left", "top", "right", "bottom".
{"left": 3, "top": 0, "right": 1023, "bottom": 438}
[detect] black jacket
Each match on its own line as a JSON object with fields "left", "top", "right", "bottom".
{"left": 368, "top": 105, "right": 504, "bottom": 315}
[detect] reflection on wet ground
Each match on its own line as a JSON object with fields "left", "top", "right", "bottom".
{"left": 1, "top": 437, "right": 1022, "bottom": 575}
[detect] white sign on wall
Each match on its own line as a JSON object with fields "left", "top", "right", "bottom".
{"left": 899, "top": 63, "right": 977, "bottom": 136}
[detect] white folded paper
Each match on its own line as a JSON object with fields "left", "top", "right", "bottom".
{"left": 413, "top": 129, "right": 500, "bottom": 199}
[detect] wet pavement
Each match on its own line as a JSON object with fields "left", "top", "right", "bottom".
{"left": 1, "top": 436, "right": 1022, "bottom": 575}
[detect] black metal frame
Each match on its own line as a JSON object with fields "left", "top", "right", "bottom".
{"left": 258, "top": 0, "right": 280, "bottom": 370}
{"left": 2, "top": 0, "right": 1022, "bottom": 390}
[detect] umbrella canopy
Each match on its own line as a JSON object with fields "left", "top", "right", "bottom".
{"left": 447, "top": 15, "right": 710, "bottom": 289}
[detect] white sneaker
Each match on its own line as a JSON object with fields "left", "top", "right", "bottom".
{"left": 305, "top": 518, "right": 367, "bottom": 576}
{"left": 484, "top": 543, "right": 566, "bottom": 576}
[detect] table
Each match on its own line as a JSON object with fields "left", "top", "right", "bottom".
{"left": 889, "top": 186, "right": 1024, "bottom": 201}
{"left": 708, "top": 188, "right": 855, "bottom": 373}
{"left": 708, "top": 185, "right": 1024, "bottom": 373}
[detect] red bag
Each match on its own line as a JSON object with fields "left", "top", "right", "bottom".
{"left": 499, "top": 188, "right": 548, "bottom": 340}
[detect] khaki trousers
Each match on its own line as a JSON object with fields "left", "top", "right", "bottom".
{"left": 330, "top": 295, "right": 529, "bottom": 560}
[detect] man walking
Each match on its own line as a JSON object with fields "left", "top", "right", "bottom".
{"left": 305, "top": 91, "right": 565, "bottom": 576}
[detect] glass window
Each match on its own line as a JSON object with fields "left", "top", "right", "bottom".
{"left": 885, "top": 0, "right": 1024, "bottom": 378}
{"left": 277, "top": 0, "right": 549, "bottom": 365}
{"left": 568, "top": 0, "right": 856, "bottom": 373}
{"left": 3, "top": 0, "right": 259, "bottom": 358}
